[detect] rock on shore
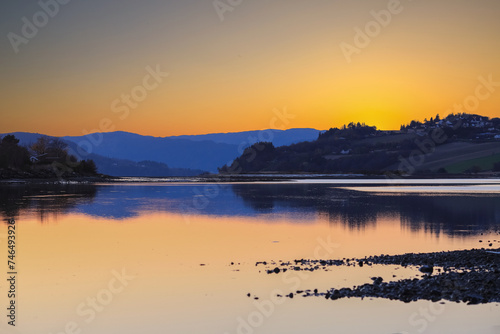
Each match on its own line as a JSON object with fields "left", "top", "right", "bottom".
{"left": 257, "top": 248, "right": 500, "bottom": 304}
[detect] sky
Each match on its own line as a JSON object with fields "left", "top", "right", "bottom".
{"left": 1, "top": 0, "right": 500, "bottom": 137}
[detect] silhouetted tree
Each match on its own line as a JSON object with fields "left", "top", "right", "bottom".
{"left": 75, "top": 159, "right": 98, "bottom": 175}
{"left": 48, "top": 138, "right": 68, "bottom": 159}
{"left": 31, "top": 136, "right": 50, "bottom": 156}
{"left": 2, "top": 135, "right": 19, "bottom": 145}
{"left": 0, "top": 135, "right": 30, "bottom": 169}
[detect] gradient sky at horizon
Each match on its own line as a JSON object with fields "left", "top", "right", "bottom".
{"left": 1, "top": 0, "right": 500, "bottom": 137}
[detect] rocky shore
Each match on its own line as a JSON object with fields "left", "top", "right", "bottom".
{"left": 257, "top": 247, "right": 500, "bottom": 305}
{"left": 320, "top": 269, "right": 500, "bottom": 305}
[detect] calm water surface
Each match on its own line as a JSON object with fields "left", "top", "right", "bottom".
{"left": 1, "top": 179, "right": 499, "bottom": 334}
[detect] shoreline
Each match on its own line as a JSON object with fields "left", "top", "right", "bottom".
{"left": 258, "top": 248, "right": 500, "bottom": 305}
{"left": 0, "top": 175, "right": 111, "bottom": 184}
{"left": 1, "top": 173, "right": 499, "bottom": 185}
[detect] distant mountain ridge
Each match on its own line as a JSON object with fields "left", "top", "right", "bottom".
{"left": 1, "top": 128, "right": 321, "bottom": 175}
{"left": 61, "top": 128, "right": 320, "bottom": 172}
{"left": 173, "top": 128, "right": 321, "bottom": 147}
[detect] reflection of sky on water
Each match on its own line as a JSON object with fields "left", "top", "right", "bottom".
{"left": 1, "top": 181, "right": 499, "bottom": 236}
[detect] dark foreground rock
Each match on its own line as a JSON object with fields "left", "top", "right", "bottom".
{"left": 356, "top": 248, "right": 500, "bottom": 270}
{"left": 322, "top": 270, "right": 500, "bottom": 304}
{"left": 257, "top": 248, "right": 500, "bottom": 304}
{"left": 258, "top": 247, "right": 500, "bottom": 273}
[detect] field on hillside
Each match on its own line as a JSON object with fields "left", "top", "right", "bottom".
{"left": 445, "top": 153, "right": 500, "bottom": 173}
{"left": 386, "top": 141, "right": 500, "bottom": 172}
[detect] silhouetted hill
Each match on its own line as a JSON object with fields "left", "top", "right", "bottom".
{"left": 220, "top": 114, "right": 500, "bottom": 175}
{"left": 0, "top": 134, "right": 99, "bottom": 179}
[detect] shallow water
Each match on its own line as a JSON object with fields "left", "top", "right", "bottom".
{"left": 0, "top": 179, "right": 499, "bottom": 333}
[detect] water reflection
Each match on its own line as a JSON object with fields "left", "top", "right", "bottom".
{"left": 0, "top": 183, "right": 97, "bottom": 222}
{"left": 0, "top": 182, "right": 499, "bottom": 235}
{"left": 230, "top": 184, "right": 500, "bottom": 235}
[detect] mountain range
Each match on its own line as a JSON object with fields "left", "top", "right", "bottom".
{"left": 1, "top": 129, "right": 321, "bottom": 176}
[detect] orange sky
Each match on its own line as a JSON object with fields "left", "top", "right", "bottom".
{"left": 1, "top": 1, "right": 499, "bottom": 136}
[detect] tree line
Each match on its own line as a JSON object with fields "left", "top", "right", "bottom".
{"left": 0, "top": 135, "right": 97, "bottom": 176}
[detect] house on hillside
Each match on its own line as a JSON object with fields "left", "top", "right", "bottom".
{"left": 29, "top": 153, "right": 62, "bottom": 164}
{"left": 30, "top": 153, "right": 47, "bottom": 164}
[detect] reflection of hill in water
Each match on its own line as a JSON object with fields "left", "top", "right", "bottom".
{"left": 1, "top": 183, "right": 498, "bottom": 236}
{"left": 0, "top": 183, "right": 97, "bottom": 222}
{"left": 398, "top": 195, "right": 500, "bottom": 236}
{"left": 230, "top": 184, "right": 378, "bottom": 229}
{"left": 230, "top": 184, "right": 500, "bottom": 236}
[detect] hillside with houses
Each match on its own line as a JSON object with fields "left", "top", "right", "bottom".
{"left": 220, "top": 113, "right": 500, "bottom": 175}
{"left": 401, "top": 113, "right": 500, "bottom": 140}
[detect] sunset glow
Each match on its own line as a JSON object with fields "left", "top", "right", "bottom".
{"left": 1, "top": 1, "right": 500, "bottom": 136}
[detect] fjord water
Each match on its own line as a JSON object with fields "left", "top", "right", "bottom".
{"left": 1, "top": 180, "right": 499, "bottom": 334}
